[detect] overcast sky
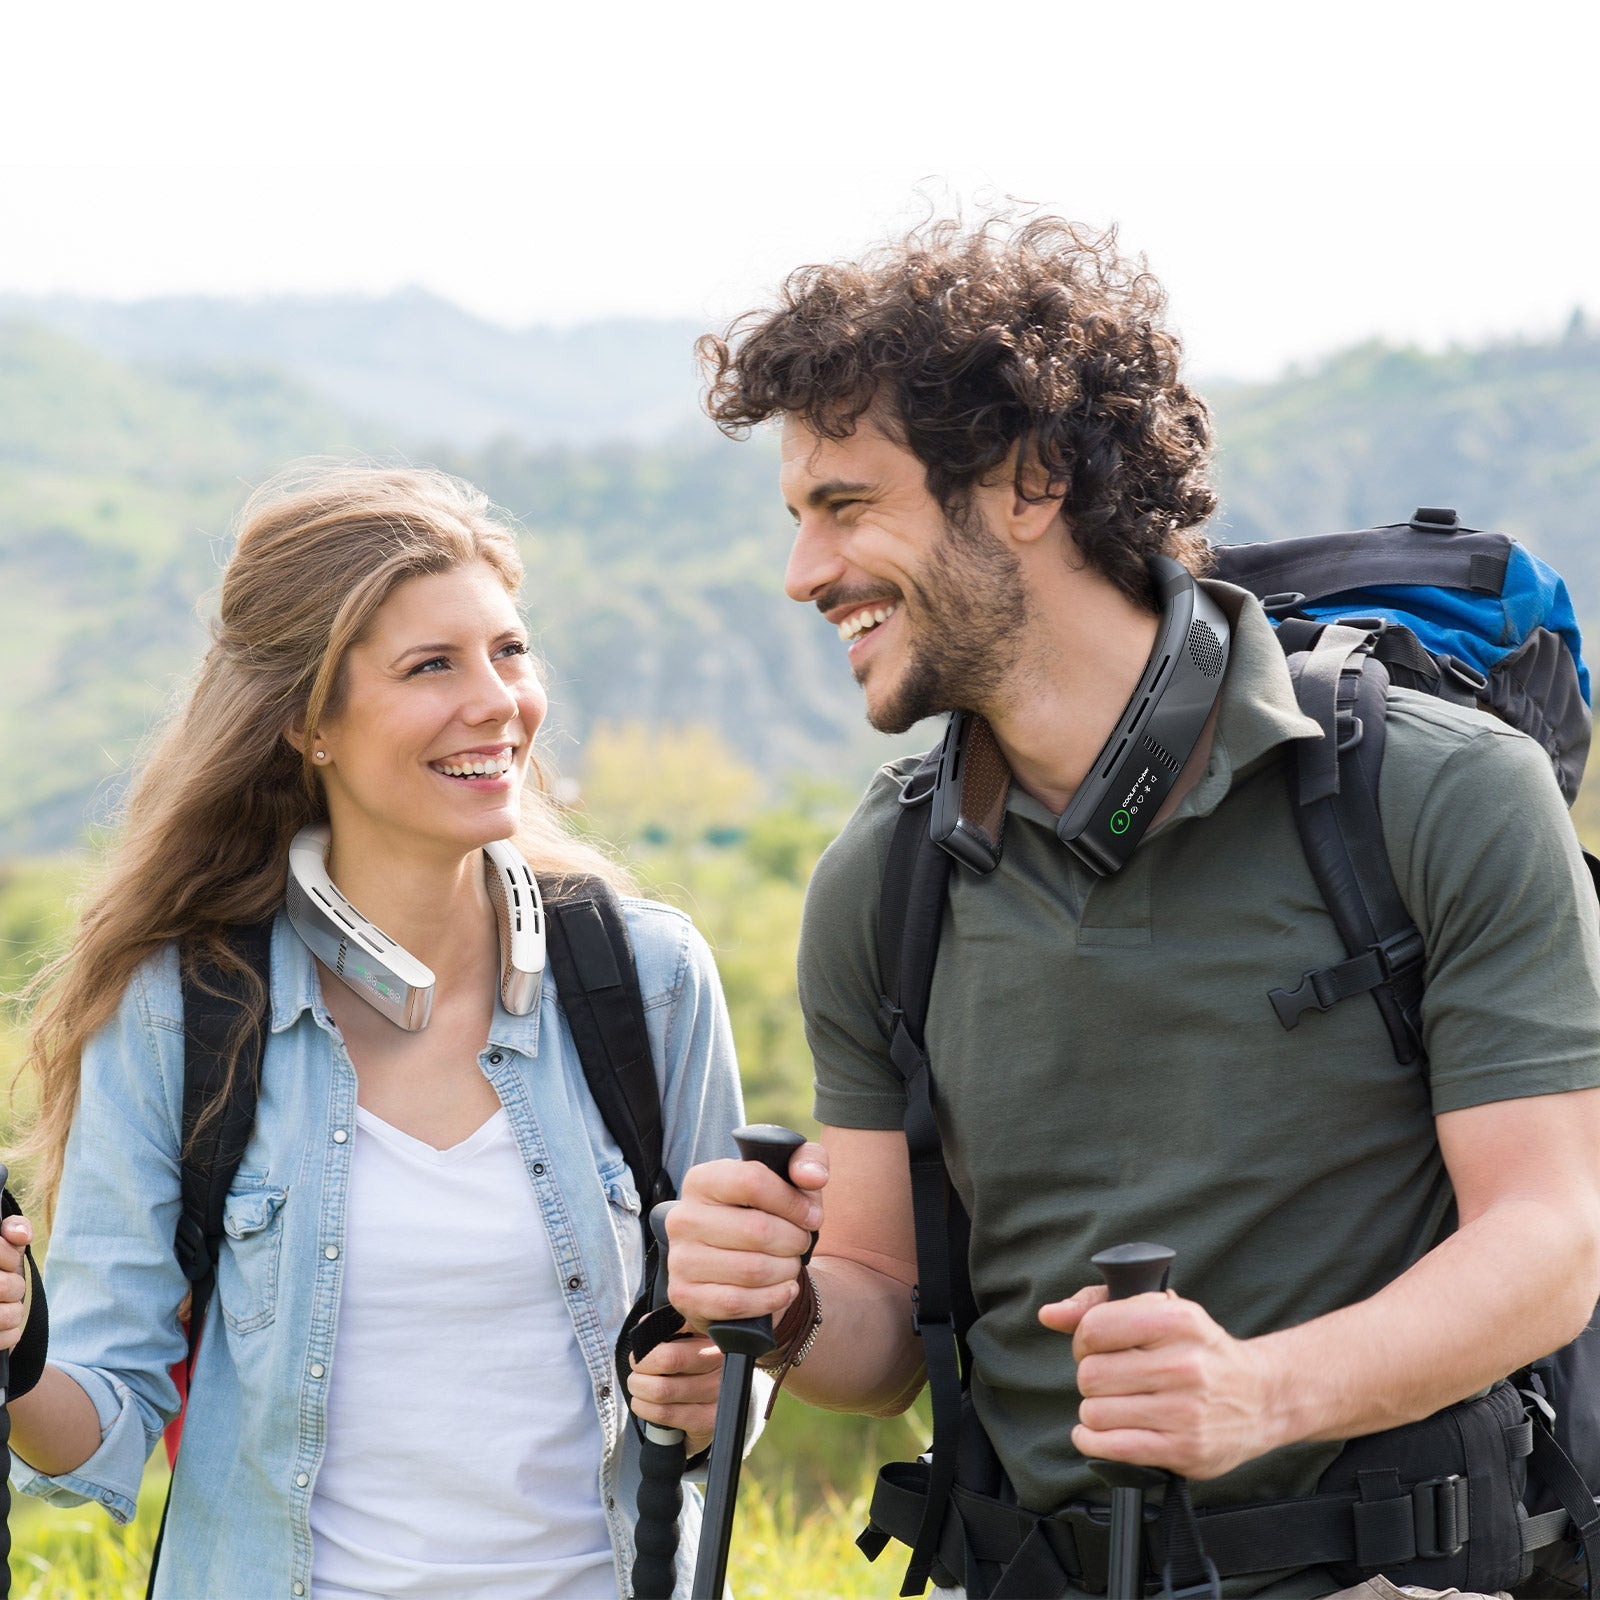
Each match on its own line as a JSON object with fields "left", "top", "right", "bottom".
{"left": 4, "top": 0, "right": 1596, "bottom": 381}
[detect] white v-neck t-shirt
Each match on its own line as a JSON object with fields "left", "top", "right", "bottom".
{"left": 310, "top": 1106, "right": 615, "bottom": 1599}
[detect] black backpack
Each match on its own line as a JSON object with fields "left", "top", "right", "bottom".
{"left": 157, "top": 876, "right": 673, "bottom": 1590}
{"left": 859, "top": 512, "right": 1600, "bottom": 1599}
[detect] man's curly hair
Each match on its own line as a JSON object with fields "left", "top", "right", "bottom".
{"left": 699, "top": 215, "right": 1216, "bottom": 607}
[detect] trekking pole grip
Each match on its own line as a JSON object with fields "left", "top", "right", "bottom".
{"left": 1088, "top": 1243, "right": 1174, "bottom": 1495}
{"left": 0, "top": 1160, "right": 10, "bottom": 1400}
{"left": 1089, "top": 1242, "right": 1177, "bottom": 1600}
{"left": 706, "top": 1125, "right": 806, "bottom": 1360}
{"left": 1092, "top": 1241, "right": 1176, "bottom": 1302}
{"left": 631, "top": 1202, "right": 687, "bottom": 1600}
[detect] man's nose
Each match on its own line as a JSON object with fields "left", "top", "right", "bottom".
{"left": 784, "top": 516, "right": 844, "bottom": 605}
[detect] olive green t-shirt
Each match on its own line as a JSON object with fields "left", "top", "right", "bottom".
{"left": 801, "top": 584, "right": 1600, "bottom": 1568}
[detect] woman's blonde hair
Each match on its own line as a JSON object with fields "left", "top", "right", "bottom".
{"left": 20, "top": 462, "right": 630, "bottom": 1213}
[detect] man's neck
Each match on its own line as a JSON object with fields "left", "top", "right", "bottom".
{"left": 980, "top": 562, "right": 1163, "bottom": 817}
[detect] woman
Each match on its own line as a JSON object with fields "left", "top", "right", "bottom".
{"left": 0, "top": 465, "right": 742, "bottom": 1598}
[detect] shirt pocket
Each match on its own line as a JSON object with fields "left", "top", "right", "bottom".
{"left": 218, "top": 1183, "right": 288, "bottom": 1334}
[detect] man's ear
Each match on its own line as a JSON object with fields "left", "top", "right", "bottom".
{"left": 1007, "top": 454, "right": 1067, "bottom": 547}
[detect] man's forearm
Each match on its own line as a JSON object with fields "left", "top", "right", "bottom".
{"left": 785, "top": 1254, "right": 926, "bottom": 1417}
{"left": 1258, "top": 1196, "right": 1600, "bottom": 1450}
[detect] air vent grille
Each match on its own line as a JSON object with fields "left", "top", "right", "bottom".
{"left": 1187, "top": 619, "right": 1225, "bottom": 677}
{"left": 1143, "top": 735, "right": 1180, "bottom": 774}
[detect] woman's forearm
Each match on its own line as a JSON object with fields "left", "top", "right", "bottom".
{"left": 9, "top": 1365, "right": 106, "bottom": 1477}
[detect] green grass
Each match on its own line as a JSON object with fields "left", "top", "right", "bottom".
{"left": 8, "top": 1460, "right": 164, "bottom": 1599}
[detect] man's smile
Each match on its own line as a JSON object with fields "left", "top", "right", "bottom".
{"left": 838, "top": 602, "right": 899, "bottom": 643}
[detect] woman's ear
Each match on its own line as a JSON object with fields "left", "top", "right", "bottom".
{"left": 284, "top": 719, "right": 328, "bottom": 763}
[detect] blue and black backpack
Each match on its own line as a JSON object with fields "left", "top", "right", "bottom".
{"left": 861, "top": 509, "right": 1600, "bottom": 1599}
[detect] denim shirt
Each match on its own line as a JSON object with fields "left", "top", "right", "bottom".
{"left": 16, "top": 897, "right": 750, "bottom": 1599}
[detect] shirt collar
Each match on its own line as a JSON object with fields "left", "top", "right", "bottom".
{"left": 1003, "top": 580, "right": 1321, "bottom": 831}
{"left": 1165, "top": 579, "right": 1322, "bottom": 822}
{"left": 268, "top": 907, "right": 544, "bottom": 1056}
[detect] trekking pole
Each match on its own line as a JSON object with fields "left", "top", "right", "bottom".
{"left": 1089, "top": 1242, "right": 1176, "bottom": 1600}
{"left": 1, "top": 1162, "right": 12, "bottom": 1600}
{"left": 691, "top": 1124, "right": 806, "bottom": 1600}
{"left": 632, "top": 1200, "right": 687, "bottom": 1600}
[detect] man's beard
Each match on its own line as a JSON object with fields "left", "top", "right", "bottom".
{"left": 864, "top": 505, "right": 1028, "bottom": 736}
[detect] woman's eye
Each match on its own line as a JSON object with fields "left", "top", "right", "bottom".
{"left": 497, "top": 640, "right": 530, "bottom": 660}
{"left": 408, "top": 656, "right": 450, "bottom": 676}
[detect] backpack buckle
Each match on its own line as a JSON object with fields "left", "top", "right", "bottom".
{"left": 1409, "top": 507, "right": 1461, "bottom": 533}
{"left": 1438, "top": 655, "right": 1489, "bottom": 698}
{"left": 908, "top": 1285, "right": 953, "bottom": 1339}
{"left": 1162, "top": 1556, "right": 1222, "bottom": 1600}
{"left": 174, "top": 1213, "right": 215, "bottom": 1283}
{"left": 1375, "top": 927, "right": 1426, "bottom": 980}
{"left": 1413, "top": 1473, "right": 1469, "bottom": 1559}
{"left": 1261, "top": 591, "right": 1308, "bottom": 619}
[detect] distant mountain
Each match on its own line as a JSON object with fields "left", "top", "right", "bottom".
{"left": 1, "top": 311, "right": 1597, "bottom": 854}
{"left": 0, "top": 290, "right": 709, "bottom": 449}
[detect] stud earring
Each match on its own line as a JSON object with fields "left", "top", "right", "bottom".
{"left": 314, "top": 749, "right": 327, "bottom": 762}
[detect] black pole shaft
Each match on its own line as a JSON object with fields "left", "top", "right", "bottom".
{"left": 691, "top": 1125, "right": 805, "bottom": 1600}
{"left": 1091, "top": 1243, "right": 1175, "bottom": 1600}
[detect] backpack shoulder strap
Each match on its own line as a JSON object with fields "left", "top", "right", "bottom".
{"left": 177, "top": 920, "right": 274, "bottom": 1308}
{"left": 868, "top": 754, "right": 975, "bottom": 1596}
{"left": 542, "top": 878, "right": 671, "bottom": 1217}
{"left": 1268, "top": 626, "right": 1427, "bottom": 1064}
{"left": 155, "top": 919, "right": 273, "bottom": 1596}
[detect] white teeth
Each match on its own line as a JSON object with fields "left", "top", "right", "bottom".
{"left": 838, "top": 602, "right": 898, "bottom": 642}
{"left": 434, "top": 751, "right": 514, "bottom": 778}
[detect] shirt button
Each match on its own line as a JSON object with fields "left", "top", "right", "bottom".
{"left": 100, "top": 1490, "right": 115, "bottom": 1505}
{"left": 295, "top": 1472, "right": 309, "bottom": 1488}
{"left": 310, "top": 1363, "right": 325, "bottom": 1379}
{"left": 488, "top": 1051, "right": 504, "bottom": 1065}
{"left": 567, "top": 1275, "right": 582, "bottom": 1291}
{"left": 324, "top": 1245, "right": 339, "bottom": 1260}
{"left": 599, "top": 1383, "right": 611, "bottom": 1400}
{"left": 532, "top": 1162, "right": 545, "bottom": 1176}
{"left": 293, "top": 1584, "right": 306, "bottom": 1596}
{"left": 332, "top": 1128, "right": 348, "bottom": 1144}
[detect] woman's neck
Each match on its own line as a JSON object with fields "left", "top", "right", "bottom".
{"left": 322, "top": 829, "right": 500, "bottom": 991}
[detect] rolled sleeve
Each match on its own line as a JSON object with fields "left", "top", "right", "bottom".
{"left": 15, "top": 952, "right": 190, "bottom": 1514}
{"left": 10, "top": 1360, "right": 149, "bottom": 1522}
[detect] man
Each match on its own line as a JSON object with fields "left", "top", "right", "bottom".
{"left": 661, "top": 215, "right": 1600, "bottom": 1598}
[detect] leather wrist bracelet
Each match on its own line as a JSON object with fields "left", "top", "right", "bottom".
{"left": 758, "top": 1266, "right": 823, "bottom": 1417}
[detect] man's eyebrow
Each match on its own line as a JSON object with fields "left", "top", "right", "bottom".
{"left": 783, "top": 479, "right": 876, "bottom": 516}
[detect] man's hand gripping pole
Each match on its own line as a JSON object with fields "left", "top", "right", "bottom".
{"left": 691, "top": 1124, "right": 806, "bottom": 1600}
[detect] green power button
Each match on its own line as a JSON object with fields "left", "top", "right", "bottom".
{"left": 1109, "top": 809, "right": 1132, "bottom": 835}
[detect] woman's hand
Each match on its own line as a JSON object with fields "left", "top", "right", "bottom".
{"left": 0, "top": 1210, "right": 33, "bottom": 1353}
{"left": 626, "top": 1336, "right": 725, "bottom": 1459}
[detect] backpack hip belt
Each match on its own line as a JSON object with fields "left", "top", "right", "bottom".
{"left": 859, "top": 1380, "right": 1571, "bottom": 1599}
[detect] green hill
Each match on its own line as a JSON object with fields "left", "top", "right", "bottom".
{"left": 1, "top": 310, "right": 1598, "bottom": 853}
